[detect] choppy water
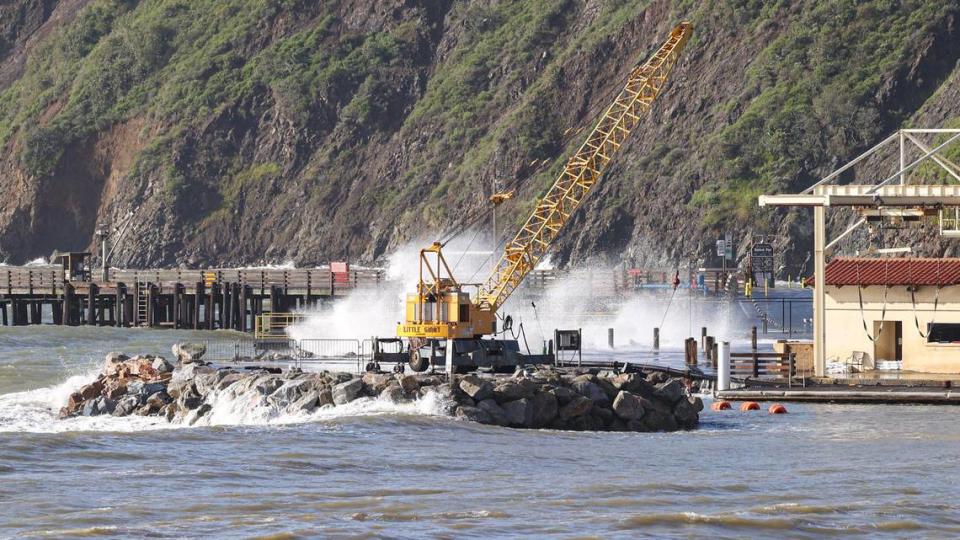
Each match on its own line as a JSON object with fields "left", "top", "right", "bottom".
{"left": 2, "top": 325, "right": 960, "bottom": 539}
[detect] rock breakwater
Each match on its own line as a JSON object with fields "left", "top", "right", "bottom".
{"left": 60, "top": 343, "right": 703, "bottom": 431}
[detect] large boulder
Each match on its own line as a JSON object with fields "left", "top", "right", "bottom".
{"left": 476, "top": 399, "right": 510, "bottom": 427}
{"left": 78, "top": 380, "right": 104, "bottom": 401}
{"left": 492, "top": 380, "right": 530, "bottom": 403}
{"left": 502, "top": 398, "right": 535, "bottom": 427}
{"left": 459, "top": 375, "right": 493, "bottom": 401}
{"left": 152, "top": 357, "right": 174, "bottom": 374}
{"left": 397, "top": 374, "right": 420, "bottom": 395}
{"left": 559, "top": 396, "right": 593, "bottom": 420}
{"left": 612, "top": 391, "right": 645, "bottom": 421}
{"left": 673, "top": 397, "right": 701, "bottom": 429}
{"left": 455, "top": 406, "right": 493, "bottom": 424}
{"left": 530, "top": 391, "right": 558, "bottom": 427}
{"left": 654, "top": 379, "right": 687, "bottom": 404}
{"left": 361, "top": 373, "right": 391, "bottom": 394}
{"left": 333, "top": 378, "right": 363, "bottom": 405}
{"left": 642, "top": 409, "right": 679, "bottom": 432}
{"left": 548, "top": 386, "right": 575, "bottom": 404}
{"left": 571, "top": 380, "right": 608, "bottom": 404}
{"left": 289, "top": 391, "right": 320, "bottom": 413}
{"left": 268, "top": 379, "right": 313, "bottom": 407}
{"left": 102, "top": 352, "right": 130, "bottom": 376}
{"left": 172, "top": 342, "right": 207, "bottom": 364}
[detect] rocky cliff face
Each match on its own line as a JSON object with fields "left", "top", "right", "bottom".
{"left": 0, "top": 0, "right": 958, "bottom": 272}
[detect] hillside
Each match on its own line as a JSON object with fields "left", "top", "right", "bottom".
{"left": 0, "top": 0, "right": 958, "bottom": 273}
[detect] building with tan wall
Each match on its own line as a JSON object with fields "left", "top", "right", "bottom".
{"left": 816, "top": 258, "right": 960, "bottom": 374}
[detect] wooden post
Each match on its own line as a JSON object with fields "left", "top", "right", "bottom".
{"left": 206, "top": 283, "right": 214, "bottom": 330}
{"left": 123, "top": 290, "right": 134, "bottom": 327}
{"left": 52, "top": 300, "right": 62, "bottom": 325}
{"left": 607, "top": 328, "right": 614, "bottom": 349}
{"left": 86, "top": 284, "right": 97, "bottom": 325}
{"left": 233, "top": 283, "right": 242, "bottom": 330}
{"left": 115, "top": 283, "right": 124, "bottom": 327}
{"left": 240, "top": 285, "right": 250, "bottom": 332}
{"left": 751, "top": 326, "right": 759, "bottom": 378}
{"left": 653, "top": 327, "right": 660, "bottom": 351}
{"left": 172, "top": 284, "right": 181, "bottom": 329}
{"left": 63, "top": 283, "right": 75, "bottom": 326}
{"left": 31, "top": 301, "right": 41, "bottom": 325}
{"left": 711, "top": 341, "right": 718, "bottom": 368}
{"left": 270, "top": 285, "right": 279, "bottom": 314}
{"left": 701, "top": 326, "right": 707, "bottom": 351}
{"left": 216, "top": 283, "right": 225, "bottom": 330}
{"left": 0, "top": 300, "right": 7, "bottom": 326}
{"left": 147, "top": 285, "right": 157, "bottom": 327}
{"left": 194, "top": 281, "right": 204, "bottom": 330}
{"left": 705, "top": 336, "right": 714, "bottom": 364}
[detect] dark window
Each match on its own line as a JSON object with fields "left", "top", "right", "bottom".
{"left": 458, "top": 304, "right": 469, "bottom": 322}
{"left": 927, "top": 323, "right": 960, "bottom": 344}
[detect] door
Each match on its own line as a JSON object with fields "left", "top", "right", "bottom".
{"left": 894, "top": 321, "right": 902, "bottom": 361}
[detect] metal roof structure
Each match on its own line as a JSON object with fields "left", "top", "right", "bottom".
{"left": 810, "top": 257, "right": 960, "bottom": 287}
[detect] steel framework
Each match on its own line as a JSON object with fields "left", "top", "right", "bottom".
{"left": 477, "top": 22, "right": 693, "bottom": 311}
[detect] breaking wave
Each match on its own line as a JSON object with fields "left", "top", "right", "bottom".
{"left": 0, "top": 369, "right": 451, "bottom": 434}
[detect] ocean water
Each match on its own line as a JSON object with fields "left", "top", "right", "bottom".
{"left": 2, "top": 324, "right": 960, "bottom": 539}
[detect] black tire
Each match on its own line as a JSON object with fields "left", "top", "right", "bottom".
{"left": 408, "top": 353, "right": 430, "bottom": 372}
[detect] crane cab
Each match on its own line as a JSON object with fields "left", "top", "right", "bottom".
{"left": 396, "top": 243, "right": 496, "bottom": 339}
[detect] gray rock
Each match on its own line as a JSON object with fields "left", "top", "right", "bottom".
{"left": 646, "top": 371, "right": 669, "bottom": 384}
{"left": 289, "top": 391, "right": 320, "bottom": 413}
{"left": 591, "top": 405, "right": 614, "bottom": 426}
{"left": 171, "top": 362, "right": 216, "bottom": 383}
{"left": 317, "top": 388, "right": 334, "bottom": 407}
{"left": 559, "top": 396, "right": 593, "bottom": 420}
{"left": 530, "top": 392, "right": 558, "bottom": 427}
{"left": 654, "top": 379, "right": 686, "bottom": 404}
{"left": 459, "top": 375, "right": 493, "bottom": 401}
{"left": 381, "top": 385, "right": 406, "bottom": 403}
{"left": 397, "top": 374, "right": 420, "bottom": 395}
{"left": 595, "top": 378, "right": 619, "bottom": 401}
{"left": 113, "top": 395, "right": 139, "bottom": 417}
{"left": 548, "top": 386, "right": 575, "bottom": 404}
{"left": 216, "top": 372, "right": 245, "bottom": 391}
{"left": 333, "top": 378, "right": 363, "bottom": 405}
{"left": 172, "top": 342, "right": 207, "bottom": 364}
{"left": 476, "top": 399, "right": 510, "bottom": 427}
{"left": 612, "top": 391, "right": 645, "bottom": 421}
{"left": 145, "top": 391, "right": 172, "bottom": 411}
{"left": 361, "top": 373, "right": 391, "bottom": 394}
{"left": 673, "top": 397, "right": 700, "bottom": 428}
{"left": 571, "top": 380, "right": 609, "bottom": 404}
{"left": 502, "top": 398, "right": 535, "bottom": 427}
{"left": 455, "top": 406, "right": 493, "bottom": 425}
{"left": 152, "top": 357, "right": 174, "bottom": 374}
{"left": 268, "top": 379, "right": 313, "bottom": 406}
{"left": 102, "top": 352, "right": 129, "bottom": 376}
{"left": 642, "top": 409, "right": 679, "bottom": 432}
{"left": 254, "top": 376, "right": 284, "bottom": 396}
{"left": 567, "top": 414, "right": 603, "bottom": 431}
{"left": 492, "top": 380, "right": 530, "bottom": 403}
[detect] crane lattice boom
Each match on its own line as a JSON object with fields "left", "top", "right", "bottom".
{"left": 477, "top": 22, "right": 693, "bottom": 311}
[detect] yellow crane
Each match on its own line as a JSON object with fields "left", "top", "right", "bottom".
{"left": 395, "top": 22, "right": 693, "bottom": 369}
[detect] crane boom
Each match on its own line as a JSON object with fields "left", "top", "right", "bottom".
{"left": 477, "top": 21, "right": 693, "bottom": 311}
{"left": 397, "top": 21, "right": 692, "bottom": 342}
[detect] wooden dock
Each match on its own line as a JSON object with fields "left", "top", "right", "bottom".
{"left": 0, "top": 265, "right": 385, "bottom": 331}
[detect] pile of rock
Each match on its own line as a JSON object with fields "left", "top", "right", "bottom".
{"left": 450, "top": 367, "right": 702, "bottom": 431}
{"left": 60, "top": 343, "right": 702, "bottom": 431}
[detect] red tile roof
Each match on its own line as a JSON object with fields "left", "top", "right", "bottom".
{"left": 811, "top": 257, "right": 960, "bottom": 287}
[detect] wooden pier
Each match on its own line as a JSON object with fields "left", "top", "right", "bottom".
{"left": 0, "top": 264, "right": 384, "bottom": 332}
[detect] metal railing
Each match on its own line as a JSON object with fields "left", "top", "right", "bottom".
{"left": 254, "top": 312, "right": 307, "bottom": 340}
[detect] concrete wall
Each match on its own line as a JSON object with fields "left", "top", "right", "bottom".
{"left": 825, "top": 285, "right": 960, "bottom": 373}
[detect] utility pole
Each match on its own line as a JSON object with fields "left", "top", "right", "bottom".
{"left": 95, "top": 225, "right": 109, "bottom": 282}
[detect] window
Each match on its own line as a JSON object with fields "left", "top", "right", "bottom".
{"left": 458, "top": 303, "right": 469, "bottom": 322}
{"left": 926, "top": 323, "right": 960, "bottom": 344}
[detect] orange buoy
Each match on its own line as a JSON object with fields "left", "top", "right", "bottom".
{"left": 710, "top": 401, "right": 732, "bottom": 411}
{"left": 768, "top": 403, "right": 788, "bottom": 414}
{"left": 740, "top": 401, "right": 761, "bottom": 411}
